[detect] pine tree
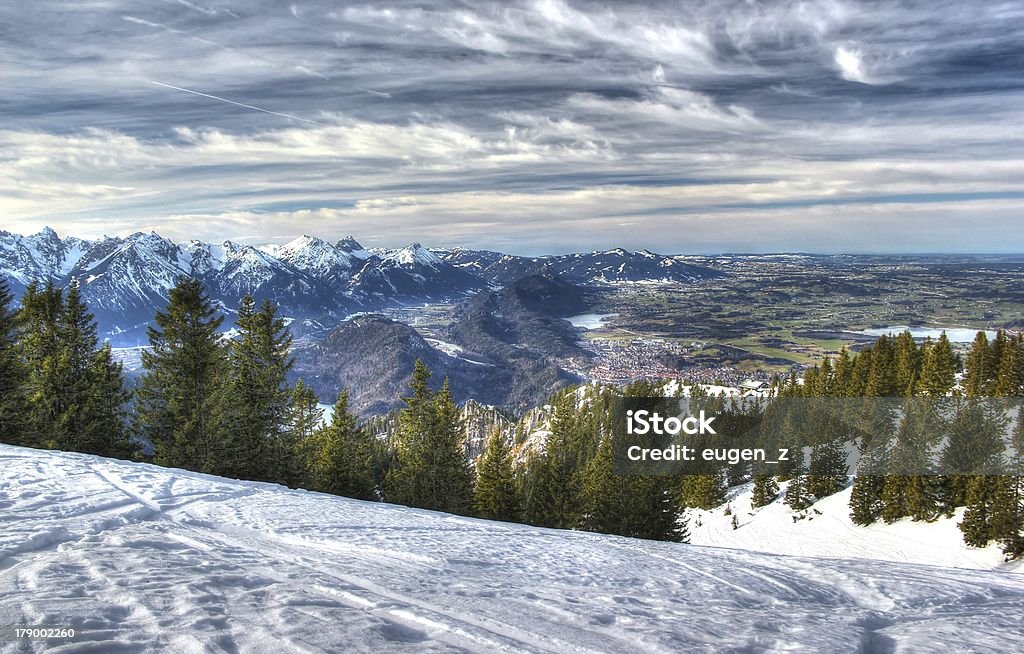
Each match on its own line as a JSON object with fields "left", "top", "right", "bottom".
{"left": 881, "top": 397, "right": 941, "bottom": 523}
{"left": 964, "top": 332, "right": 993, "bottom": 398}
{"left": 785, "top": 475, "right": 812, "bottom": 511}
{"left": 54, "top": 281, "right": 102, "bottom": 452}
{"left": 524, "top": 389, "right": 586, "bottom": 528}
{"left": 579, "top": 420, "right": 685, "bottom": 542}
{"left": 307, "top": 389, "right": 376, "bottom": 500}
{"left": 849, "top": 473, "right": 886, "bottom": 525}
{"left": 751, "top": 474, "right": 779, "bottom": 508}
{"left": 0, "top": 279, "right": 27, "bottom": 444}
{"left": 938, "top": 398, "right": 1007, "bottom": 508}
{"left": 865, "top": 335, "right": 898, "bottom": 397}
{"left": 919, "top": 333, "right": 957, "bottom": 396}
{"left": 289, "top": 378, "right": 324, "bottom": 486}
{"left": 990, "top": 473, "right": 1024, "bottom": 559}
{"left": 893, "top": 330, "right": 921, "bottom": 396}
{"left": 474, "top": 428, "right": 522, "bottom": 522}
{"left": 77, "top": 343, "right": 136, "bottom": 459}
{"left": 12, "top": 280, "right": 134, "bottom": 457}
{"left": 386, "top": 362, "right": 473, "bottom": 515}
{"left": 990, "top": 413, "right": 1024, "bottom": 559}
{"left": 221, "top": 296, "right": 294, "bottom": 482}
{"left": 833, "top": 348, "right": 853, "bottom": 397}
{"left": 18, "top": 281, "right": 65, "bottom": 448}
{"left": 136, "top": 277, "right": 225, "bottom": 472}
{"left": 995, "top": 335, "right": 1022, "bottom": 397}
{"left": 805, "top": 436, "right": 848, "bottom": 500}
{"left": 960, "top": 475, "right": 997, "bottom": 547}
{"left": 678, "top": 472, "right": 728, "bottom": 510}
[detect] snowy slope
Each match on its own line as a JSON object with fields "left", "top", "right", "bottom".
{"left": 2, "top": 445, "right": 1023, "bottom": 653}
{"left": 689, "top": 481, "right": 1020, "bottom": 572}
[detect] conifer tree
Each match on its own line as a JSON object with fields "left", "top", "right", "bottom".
{"left": 580, "top": 410, "right": 686, "bottom": 542}
{"left": 881, "top": 397, "right": 941, "bottom": 523}
{"left": 805, "top": 436, "right": 848, "bottom": 500}
{"left": 221, "top": 296, "right": 294, "bottom": 482}
{"left": 938, "top": 397, "right": 1007, "bottom": 508}
{"left": 850, "top": 412, "right": 892, "bottom": 526}
{"left": 289, "top": 378, "right": 324, "bottom": 486}
{"left": 919, "top": 333, "right": 957, "bottom": 396}
{"left": 678, "top": 472, "right": 728, "bottom": 510}
{"left": 474, "top": 428, "right": 522, "bottom": 522}
{"left": 77, "top": 343, "right": 136, "bottom": 459}
{"left": 0, "top": 279, "right": 27, "bottom": 444}
{"left": 524, "top": 388, "right": 586, "bottom": 528}
{"left": 960, "top": 475, "right": 997, "bottom": 547}
{"left": 386, "top": 362, "right": 473, "bottom": 514}
{"left": 136, "top": 277, "right": 225, "bottom": 472}
{"left": 306, "top": 389, "right": 376, "bottom": 500}
{"left": 785, "top": 474, "right": 812, "bottom": 511}
{"left": 865, "top": 335, "right": 898, "bottom": 397}
{"left": 54, "top": 281, "right": 102, "bottom": 452}
{"left": 832, "top": 348, "right": 853, "bottom": 397}
{"left": 995, "top": 334, "right": 1022, "bottom": 397}
{"left": 18, "top": 281, "right": 65, "bottom": 447}
{"left": 964, "top": 332, "right": 993, "bottom": 397}
{"left": 751, "top": 473, "right": 779, "bottom": 508}
{"left": 989, "top": 472, "right": 1024, "bottom": 559}
{"left": 893, "top": 330, "right": 921, "bottom": 396}
{"left": 14, "top": 281, "right": 134, "bottom": 457}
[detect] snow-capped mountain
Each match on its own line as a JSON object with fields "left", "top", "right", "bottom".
{"left": 350, "top": 243, "right": 487, "bottom": 302}
{"left": 0, "top": 228, "right": 724, "bottom": 345}
{"left": 438, "top": 246, "right": 726, "bottom": 286}
{"left": 0, "top": 227, "right": 88, "bottom": 295}
{"left": 0, "top": 229, "right": 486, "bottom": 345}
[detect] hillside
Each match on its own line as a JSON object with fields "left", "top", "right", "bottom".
{"left": 689, "top": 481, "right": 1018, "bottom": 571}
{"left": 289, "top": 315, "right": 498, "bottom": 414}
{"left": 2, "top": 445, "right": 1023, "bottom": 653}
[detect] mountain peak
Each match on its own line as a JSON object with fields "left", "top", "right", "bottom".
{"left": 280, "top": 234, "right": 332, "bottom": 254}
{"left": 336, "top": 236, "right": 369, "bottom": 255}
{"left": 387, "top": 243, "right": 443, "bottom": 268}
{"left": 278, "top": 234, "right": 359, "bottom": 274}
{"left": 33, "top": 226, "right": 59, "bottom": 240}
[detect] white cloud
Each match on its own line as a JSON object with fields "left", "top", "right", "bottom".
{"left": 834, "top": 45, "right": 873, "bottom": 84}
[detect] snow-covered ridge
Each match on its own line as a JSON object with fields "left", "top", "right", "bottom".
{"left": 0, "top": 228, "right": 485, "bottom": 344}
{"left": 2, "top": 444, "right": 1022, "bottom": 652}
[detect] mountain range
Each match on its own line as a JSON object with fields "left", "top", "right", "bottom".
{"left": 0, "top": 227, "right": 724, "bottom": 345}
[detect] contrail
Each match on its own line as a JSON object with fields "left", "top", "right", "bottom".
{"left": 150, "top": 81, "right": 323, "bottom": 126}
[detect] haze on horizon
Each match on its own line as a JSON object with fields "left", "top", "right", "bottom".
{"left": 2, "top": 0, "right": 1024, "bottom": 255}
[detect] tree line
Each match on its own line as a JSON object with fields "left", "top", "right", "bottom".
{"left": 771, "top": 330, "right": 1023, "bottom": 559}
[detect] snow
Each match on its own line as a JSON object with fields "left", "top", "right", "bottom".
{"left": 385, "top": 244, "right": 443, "bottom": 269}
{"left": 425, "top": 338, "right": 465, "bottom": 356}
{"left": 690, "top": 481, "right": 1020, "bottom": 572}
{"left": 426, "top": 338, "right": 495, "bottom": 367}
{"left": 565, "top": 313, "right": 617, "bottom": 330}
{"left": 2, "top": 444, "right": 1023, "bottom": 653}
{"left": 276, "top": 235, "right": 357, "bottom": 274}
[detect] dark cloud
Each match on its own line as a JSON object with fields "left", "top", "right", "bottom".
{"left": 1, "top": 0, "right": 1023, "bottom": 253}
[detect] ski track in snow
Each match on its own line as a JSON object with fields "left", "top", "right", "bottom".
{"left": 1, "top": 445, "right": 1023, "bottom": 653}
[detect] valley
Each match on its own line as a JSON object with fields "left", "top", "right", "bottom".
{"left": 5, "top": 227, "right": 1023, "bottom": 416}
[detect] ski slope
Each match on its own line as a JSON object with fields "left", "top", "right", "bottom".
{"left": 2, "top": 445, "right": 1023, "bottom": 653}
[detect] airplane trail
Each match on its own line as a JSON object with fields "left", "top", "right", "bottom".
{"left": 150, "top": 81, "right": 324, "bottom": 126}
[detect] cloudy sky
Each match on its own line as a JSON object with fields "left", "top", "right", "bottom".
{"left": 2, "top": 0, "right": 1024, "bottom": 254}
